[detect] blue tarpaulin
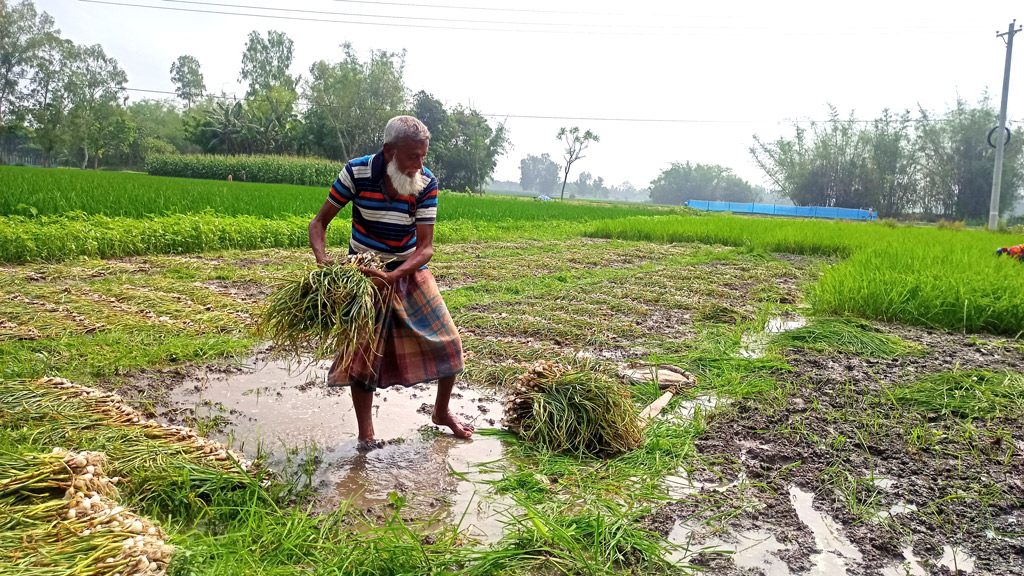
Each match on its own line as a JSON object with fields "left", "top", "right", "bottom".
{"left": 684, "top": 201, "right": 877, "bottom": 221}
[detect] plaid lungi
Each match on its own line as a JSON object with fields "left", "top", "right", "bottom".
{"left": 327, "top": 267, "right": 463, "bottom": 390}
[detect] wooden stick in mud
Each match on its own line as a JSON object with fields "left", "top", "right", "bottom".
{"left": 638, "top": 388, "right": 676, "bottom": 427}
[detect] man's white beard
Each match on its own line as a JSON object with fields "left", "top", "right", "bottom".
{"left": 387, "top": 159, "right": 429, "bottom": 196}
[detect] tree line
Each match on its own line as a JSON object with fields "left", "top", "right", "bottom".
{"left": 516, "top": 98, "right": 1022, "bottom": 221}
{"left": 0, "top": 0, "right": 509, "bottom": 191}
{"left": 752, "top": 102, "right": 1023, "bottom": 220}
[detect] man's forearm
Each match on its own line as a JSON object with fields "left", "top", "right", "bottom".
{"left": 309, "top": 220, "right": 329, "bottom": 264}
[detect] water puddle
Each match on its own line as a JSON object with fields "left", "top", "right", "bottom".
{"left": 886, "top": 502, "right": 917, "bottom": 515}
{"left": 879, "top": 544, "right": 976, "bottom": 576}
{"left": 789, "top": 486, "right": 863, "bottom": 575}
{"left": 664, "top": 472, "right": 746, "bottom": 499}
{"left": 738, "top": 315, "right": 807, "bottom": 358}
{"left": 677, "top": 393, "right": 724, "bottom": 419}
{"left": 937, "top": 545, "right": 976, "bottom": 573}
{"left": 164, "top": 358, "right": 510, "bottom": 541}
{"left": 668, "top": 521, "right": 792, "bottom": 575}
{"left": 872, "top": 477, "right": 896, "bottom": 490}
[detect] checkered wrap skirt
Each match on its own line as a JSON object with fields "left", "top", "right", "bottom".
{"left": 328, "top": 267, "right": 463, "bottom": 390}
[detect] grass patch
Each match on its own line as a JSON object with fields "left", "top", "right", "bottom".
{"left": 884, "top": 370, "right": 1024, "bottom": 420}
{"left": 769, "top": 317, "right": 923, "bottom": 358}
{"left": 463, "top": 497, "right": 684, "bottom": 576}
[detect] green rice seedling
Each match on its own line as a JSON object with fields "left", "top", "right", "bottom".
{"left": 1, "top": 166, "right": 674, "bottom": 221}
{"left": 818, "top": 465, "right": 884, "bottom": 524}
{"left": 503, "top": 361, "right": 643, "bottom": 456}
{"left": 885, "top": 370, "right": 1024, "bottom": 420}
{"left": 256, "top": 256, "right": 378, "bottom": 364}
{"left": 768, "top": 317, "right": 924, "bottom": 358}
{"left": 461, "top": 496, "right": 685, "bottom": 576}
{"left": 590, "top": 213, "right": 1024, "bottom": 336}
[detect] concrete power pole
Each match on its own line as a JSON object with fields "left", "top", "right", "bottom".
{"left": 989, "top": 20, "right": 1022, "bottom": 231}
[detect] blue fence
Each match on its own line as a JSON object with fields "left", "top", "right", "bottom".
{"left": 685, "top": 201, "right": 877, "bottom": 221}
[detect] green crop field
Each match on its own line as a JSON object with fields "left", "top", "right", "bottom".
{"left": 591, "top": 215, "right": 1024, "bottom": 335}
{"left": 0, "top": 165, "right": 675, "bottom": 220}
{"left": 3, "top": 167, "right": 1023, "bottom": 576}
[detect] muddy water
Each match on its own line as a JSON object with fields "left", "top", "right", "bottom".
{"left": 738, "top": 315, "right": 807, "bottom": 359}
{"left": 788, "top": 486, "right": 863, "bottom": 574}
{"left": 666, "top": 483, "right": 980, "bottom": 575}
{"left": 165, "top": 359, "right": 510, "bottom": 541}
{"left": 668, "top": 521, "right": 791, "bottom": 574}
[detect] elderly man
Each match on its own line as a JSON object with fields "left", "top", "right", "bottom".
{"left": 308, "top": 116, "right": 472, "bottom": 443}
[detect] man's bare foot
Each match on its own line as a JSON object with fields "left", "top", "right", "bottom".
{"left": 356, "top": 438, "right": 384, "bottom": 452}
{"left": 432, "top": 409, "right": 474, "bottom": 438}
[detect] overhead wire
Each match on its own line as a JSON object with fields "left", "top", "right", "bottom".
{"left": 77, "top": 0, "right": 963, "bottom": 36}
{"left": 114, "top": 86, "right": 1005, "bottom": 125}
{"left": 161, "top": 0, "right": 679, "bottom": 30}
{"left": 78, "top": 0, "right": 701, "bottom": 36}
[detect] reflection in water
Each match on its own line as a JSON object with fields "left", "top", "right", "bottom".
{"left": 167, "top": 358, "right": 510, "bottom": 542}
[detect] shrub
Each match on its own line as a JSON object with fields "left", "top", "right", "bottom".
{"left": 937, "top": 219, "right": 965, "bottom": 231}
{"left": 146, "top": 154, "right": 345, "bottom": 187}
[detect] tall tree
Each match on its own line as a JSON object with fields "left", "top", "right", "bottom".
{"left": 89, "top": 100, "right": 134, "bottom": 169}
{"left": 64, "top": 43, "right": 127, "bottom": 169}
{"left": 240, "top": 30, "right": 296, "bottom": 97}
{"left": 519, "top": 153, "right": 560, "bottom": 195}
{"left": 649, "top": 162, "right": 757, "bottom": 205}
{"left": 916, "top": 96, "right": 1023, "bottom": 220}
{"left": 430, "top": 106, "right": 509, "bottom": 192}
{"left": 575, "top": 171, "right": 593, "bottom": 197}
{"left": 239, "top": 31, "right": 299, "bottom": 155}
{"left": 27, "top": 34, "right": 75, "bottom": 165}
{"left": 413, "top": 90, "right": 449, "bottom": 170}
{"left": 862, "top": 109, "right": 917, "bottom": 218}
{"left": 751, "top": 107, "right": 869, "bottom": 208}
{"left": 556, "top": 126, "right": 599, "bottom": 200}
{"left": 169, "top": 55, "right": 206, "bottom": 109}
{"left": 303, "top": 43, "right": 406, "bottom": 161}
{"left": 0, "top": 0, "right": 57, "bottom": 126}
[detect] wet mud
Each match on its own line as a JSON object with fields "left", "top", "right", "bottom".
{"left": 145, "top": 358, "right": 512, "bottom": 542}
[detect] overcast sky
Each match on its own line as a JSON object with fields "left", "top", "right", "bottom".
{"left": 35, "top": 0, "right": 1024, "bottom": 189}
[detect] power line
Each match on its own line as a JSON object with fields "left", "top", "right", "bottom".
{"left": 118, "top": 86, "right": 1007, "bottom": 125}
{"left": 162, "top": 0, "right": 669, "bottom": 30}
{"left": 79, "top": 0, "right": 699, "bottom": 36}
{"left": 79, "top": 0, "right": 960, "bottom": 37}
{"left": 325, "top": 0, "right": 617, "bottom": 16}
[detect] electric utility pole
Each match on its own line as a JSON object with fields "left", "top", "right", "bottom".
{"left": 989, "top": 19, "right": 1021, "bottom": 231}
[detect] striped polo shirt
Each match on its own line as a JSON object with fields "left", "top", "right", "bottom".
{"left": 327, "top": 150, "right": 439, "bottom": 261}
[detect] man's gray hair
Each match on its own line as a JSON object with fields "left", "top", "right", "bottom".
{"left": 384, "top": 116, "right": 431, "bottom": 145}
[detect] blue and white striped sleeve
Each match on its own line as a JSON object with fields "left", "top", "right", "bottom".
{"left": 415, "top": 174, "right": 439, "bottom": 225}
{"left": 327, "top": 166, "right": 356, "bottom": 208}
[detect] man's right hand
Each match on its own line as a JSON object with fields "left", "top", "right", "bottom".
{"left": 359, "top": 266, "right": 394, "bottom": 294}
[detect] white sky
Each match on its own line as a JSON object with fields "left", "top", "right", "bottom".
{"left": 35, "top": 0, "right": 1024, "bottom": 189}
